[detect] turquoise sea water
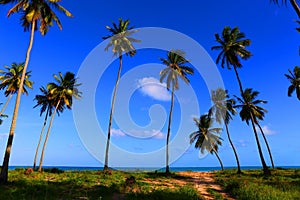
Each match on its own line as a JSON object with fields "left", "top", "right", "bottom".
{"left": 8, "top": 166, "right": 300, "bottom": 172}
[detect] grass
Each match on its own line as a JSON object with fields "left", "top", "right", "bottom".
{"left": 1, "top": 168, "right": 203, "bottom": 200}
{"left": 214, "top": 168, "right": 300, "bottom": 200}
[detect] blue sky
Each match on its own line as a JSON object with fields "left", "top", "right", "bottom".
{"left": 0, "top": 0, "right": 299, "bottom": 168}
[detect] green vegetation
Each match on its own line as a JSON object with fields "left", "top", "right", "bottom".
{"left": 214, "top": 169, "right": 300, "bottom": 200}
{"left": 0, "top": 169, "right": 203, "bottom": 200}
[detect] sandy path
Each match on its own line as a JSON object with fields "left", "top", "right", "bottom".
{"left": 177, "top": 172, "right": 235, "bottom": 200}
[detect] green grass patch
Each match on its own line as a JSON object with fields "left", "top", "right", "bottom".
{"left": 0, "top": 169, "right": 203, "bottom": 200}
{"left": 214, "top": 169, "right": 300, "bottom": 200}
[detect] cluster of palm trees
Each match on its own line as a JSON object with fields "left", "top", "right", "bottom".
{"left": 0, "top": 0, "right": 298, "bottom": 185}
{"left": 189, "top": 26, "right": 274, "bottom": 175}
{"left": 101, "top": 19, "right": 275, "bottom": 176}
{"left": 0, "top": 0, "right": 74, "bottom": 184}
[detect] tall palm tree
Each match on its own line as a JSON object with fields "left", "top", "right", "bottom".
{"left": 190, "top": 115, "right": 224, "bottom": 170}
{"left": 38, "top": 72, "right": 81, "bottom": 172}
{"left": 160, "top": 50, "right": 194, "bottom": 174}
{"left": 33, "top": 86, "right": 64, "bottom": 170}
{"left": 0, "top": 0, "right": 72, "bottom": 184}
{"left": 272, "top": 0, "right": 300, "bottom": 18}
{"left": 212, "top": 26, "right": 251, "bottom": 95}
{"left": 102, "top": 18, "right": 140, "bottom": 171}
{"left": 285, "top": 66, "right": 300, "bottom": 100}
{"left": 209, "top": 88, "right": 241, "bottom": 173}
{"left": 234, "top": 88, "right": 271, "bottom": 175}
{"left": 0, "top": 62, "right": 33, "bottom": 116}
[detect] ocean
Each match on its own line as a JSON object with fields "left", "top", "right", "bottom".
{"left": 7, "top": 166, "right": 300, "bottom": 172}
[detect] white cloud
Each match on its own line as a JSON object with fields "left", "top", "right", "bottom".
{"left": 110, "top": 129, "right": 166, "bottom": 139}
{"left": 111, "top": 129, "right": 126, "bottom": 137}
{"left": 130, "top": 129, "right": 166, "bottom": 139}
{"left": 260, "top": 125, "right": 276, "bottom": 135}
{"left": 137, "top": 77, "right": 171, "bottom": 101}
{"left": 235, "top": 139, "right": 249, "bottom": 148}
{"left": 0, "top": 133, "right": 8, "bottom": 140}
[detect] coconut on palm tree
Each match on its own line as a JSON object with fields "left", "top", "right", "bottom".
{"left": 102, "top": 18, "right": 140, "bottom": 171}
{"left": 33, "top": 86, "right": 64, "bottom": 170}
{"left": 0, "top": 62, "right": 33, "bottom": 116}
{"left": 209, "top": 88, "right": 241, "bottom": 173}
{"left": 234, "top": 88, "right": 272, "bottom": 175}
{"left": 160, "top": 50, "right": 194, "bottom": 174}
{"left": 0, "top": 0, "right": 72, "bottom": 184}
{"left": 38, "top": 72, "right": 81, "bottom": 172}
{"left": 190, "top": 114, "right": 224, "bottom": 170}
{"left": 285, "top": 66, "right": 300, "bottom": 100}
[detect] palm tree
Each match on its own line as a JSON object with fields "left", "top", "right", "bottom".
{"left": 234, "top": 88, "right": 271, "bottom": 175}
{"left": 272, "top": 0, "right": 300, "bottom": 18}
{"left": 209, "top": 88, "right": 241, "bottom": 173}
{"left": 0, "top": 62, "right": 33, "bottom": 116}
{"left": 33, "top": 86, "right": 64, "bottom": 170}
{"left": 102, "top": 18, "right": 140, "bottom": 171}
{"left": 190, "top": 115, "right": 224, "bottom": 170}
{"left": 160, "top": 50, "right": 194, "bottom": 174}
{"left": 212, "top": 26, "right": 251, "bottom": 95}
{"left": 38, "top": 72, "right": 81, "bottom": 172}
{"left": 285, "top": 66, "right": 300, "bottom": 100}
{"left": 0, "top": 0, "right": 72, "bottom": 184}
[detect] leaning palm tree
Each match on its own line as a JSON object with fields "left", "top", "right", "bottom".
{"left": 212, "top": 26, "right": 251, "bottom": 95}
{"left": 0, "top": 0, "right": 72, "bottom": 184}
{"left": 0, "top": 62, "right": 33, "bottom": 116}
{"left": 190, "top": 114, "right": 224, "bottom": 170}
{"left": 272, "top": 0, "right": 300, "bottom": 18}
{"left": 160, "top": 50, "right": 194, "bottom": 174}
{"left": 209, "top": 88, "right": 241, "bottom": 173}
{"left": 33, "top": 86, "right": 64, "bottom": 170}
{"left": 38, "top": 72, "right": 81, "bottom": 172}
{"left": 102, "top": 18, "right": 140, "bottom": 171}
{"left": 285, "top": 66, "right": 300, "bottom": 100}
{"left": 234, "top": 88, "right": 271, "bottom": 175}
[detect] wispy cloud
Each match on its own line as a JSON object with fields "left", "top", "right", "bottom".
{"left": 257, "top": 125, "right": 276, "bottom": 135}
{"left": 130, "top": 129, "right": 166, "bottom": 139}
{"left": 0, "top": 133, "right": 8, "bottom": 140}
{"left": 111, "top": 129, "right": 126, "bottom": 137}
{"left": 111, "top": 128, "right": 166, "bottom": 139}
{"left": 137, "top": 77, "right": 171, "bottom": 101}
{"left": 262, "top": 125, "right": 276, "bottom": 135}
{"left": 235, "top": 139, "right": 249, "bottom": 148}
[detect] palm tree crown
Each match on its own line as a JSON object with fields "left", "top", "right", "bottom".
{"left": 1, "top": 0, "right": 73, "bottom": 35}
{"left": 47, "top": 72, "right": 81, "bottom": 109}
{"left": 33, "top": 86, "right": 64, "bottom": 117}
{"left": 190, "top": 114, "right": 223, "bottom": 154}
{"left": 234, "top": 88, "right": 267, "bottom": 125}
{"left": 0, "top": 62, "right": 33, "bottom": 97}
{"left": 212, "top": 26, "right": 252, "bottom": 70}
{"left": 160, "top": 50, "right": 194, "bottom": 90}
{"left": 285, "top": 66, "right": 300, "bottom": 100}
{"left": 103, "top": 18, "right": 140, "bottom": 57}
{"left": 209, "top": 88, "right": 236, "bottom": 125}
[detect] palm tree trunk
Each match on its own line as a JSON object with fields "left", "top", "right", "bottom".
{"left": 0, "top": 21, "right": 36, "bottom": 184}
{"left": 33, "top": 109, "right": 49, "bottom": 170}
{"left": 250, "top": 113, "right": 270, "bottom": 175}
{"left": 0, "top": 94, "right": 12, "bottom": 116}
{"left": 212, "top": 148, "right": 224, "bottom": 171}
{"left": 166, "top": 85, "right": 175, "bottom": 175}
{"left": 225, "top": 123, "right": 241, "bottom": 173}
{"left": 290, "top": 0, "right": 300, "bottom": 18}
{"left": 104, "top": 55, "right": 123, "bottom": 171}
{"left": 257, "top": 123, "right": 275, "bottom": 169}
{"left": 38, "top": 101, "right": 60, "bottom": 172}
{"left": 233, "top": 66, "right": 244, "bottom": 96}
